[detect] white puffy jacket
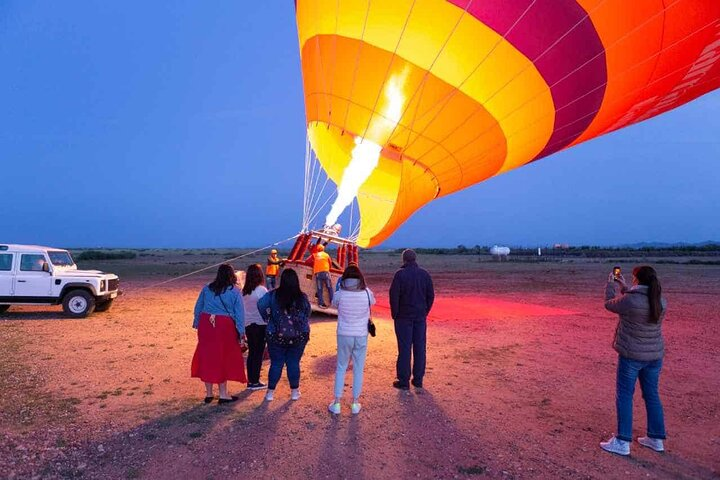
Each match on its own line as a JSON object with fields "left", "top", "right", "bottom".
{"left": 332, "top": 279, "right": 376, "bottom": 337}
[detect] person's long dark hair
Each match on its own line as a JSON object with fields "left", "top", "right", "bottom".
{"left": 209, "top": 264, "right": 237, "bottom": 295}
{"left": 242, "top": 263, "right": 265, "bottom": 296}
{"left": 634, "top": 266, "right": 662, "bottom": 323}
{"left": 275, "top": 268, "right": 306, "bottom": 310}
{"left": 341, "top": 264, "right": 367, "bottom": 290}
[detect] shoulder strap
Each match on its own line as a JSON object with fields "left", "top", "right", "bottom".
{"left": 217, "top": 288, "right": 232, "bottom": 315}
{"left": 366, "top": 289, "right": 372, "bottom": 319}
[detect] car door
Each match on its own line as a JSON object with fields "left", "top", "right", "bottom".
{"left": 13, "top": 254, "right": 54, "bottom": 300}
{"left": 0, "top": 253, "right": 14, "bottom": 300}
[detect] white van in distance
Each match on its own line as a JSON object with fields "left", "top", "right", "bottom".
{"left": 0, "top": 244, "right": 120, "bottom": 317}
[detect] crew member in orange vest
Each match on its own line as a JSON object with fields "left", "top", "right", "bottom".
{"left": 313, "top": 244, "right": 333, "bottom": 308}
{"left": 265, "top": 249, "right": 284, "bottom": 289}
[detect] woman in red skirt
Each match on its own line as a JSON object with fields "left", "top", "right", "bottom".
{"left": 191, "top": 264, "right": 247, "bottom": 404}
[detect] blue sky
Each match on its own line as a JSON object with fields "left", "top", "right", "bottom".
{"left": 1, "top": 1, "right": 719, "bottom": 248}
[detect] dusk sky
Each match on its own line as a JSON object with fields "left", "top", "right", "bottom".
{"left": 2, "top": 1, "right": 719, "bottom": 249}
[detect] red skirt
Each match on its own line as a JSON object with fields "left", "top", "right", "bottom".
{"left": 191, "top": 313, "right": 247, "bottom": 384}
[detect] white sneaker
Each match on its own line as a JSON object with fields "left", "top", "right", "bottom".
{"left": 600, "top": 436, "right": 630, "bottom": 456}
{"left": 291, "top": 389, "right": 301, "bottom": 401}
{"left": 351, "top": 402, "right": 362, "bottom": 415}
{"left": 265, "top": 390, "right": 274, "bottom": 401}
{"left": 328, "top": 402, "right": 341, "bottom": 414}
{"left": 638, "top": 436, "right": 664, "bottom": 452}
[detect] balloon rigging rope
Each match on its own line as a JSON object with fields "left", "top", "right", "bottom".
{"left": 403, "top": 0, "right": 698, "bottom": 183}
{"left": 399, "top": 0, "right": 609, "bottom": 159}
{"left": 385, "top": 0, "right": 538, "bottom": 180}
{"left": 462, "top": 50, "right": 720, "bottom": 176}
{"left": 302, "top": 135, "right": 312, "bottom": 229}
{"left": 307, "top": 191, "right": 336, "bottom": 228}
{"left": 304, "top": 141, "right": 320, "bottom": 230}
{"left": 306, "top": 172, "right": 333, "bottom": 227}
{"left": 340, "top": 0, "right": 373, "bottom": 136}
{"left": 409, "top": 13, "right": 719, "bottom": 179}
{"left": 305, "top": 145, "right": 325, "bottom": 228}
{"left": 358, "top": 0, "right": 418, "bottom": 140}
{"left": 403, "top": 0, "right": 692, "bottom": 165}
{"left": 400, "top": 37, "right": 720, "bottom": 193}
{"left": 129, "top": 234, "right": 301, "bottom": 295}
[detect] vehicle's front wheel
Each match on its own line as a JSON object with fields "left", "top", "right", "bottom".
{"left": 0, "top": 305, "right": 10, "bottom": 314}
{"left": 62, "top": 290, "right": 96, "bottom": 318}
{"left": 95, "top": 299, "right": 114, "bottom": 312}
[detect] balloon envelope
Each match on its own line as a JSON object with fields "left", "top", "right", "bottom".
{"left": 296, "top": 0, "right": 720, "bottom": 247}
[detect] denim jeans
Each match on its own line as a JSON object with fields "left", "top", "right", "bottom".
{"left": 266, "top": 275, "right": 276, "bottom": 290}
{"left": 334, "top": 335, "right": 368, "bottom": 399}
{"left": 315, "top": 271, "right": 333, "bottom": 306}
{"left": 245, "top": 323, "right": 266, "bottom": 384}
{"left": 394, "top": 317, "right": 427, "bottom": 386}
{"left": 267, "top": 341, "right": 307, "bottom": 390}
{"left": 616, "top": 355, "right": 666, "bottom": 442}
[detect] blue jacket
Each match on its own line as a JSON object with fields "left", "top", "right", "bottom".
{"left": 193, "top": 285, "right": 245, "bottom": 334}
{"left": 257, "top": 290, "right": 311, "bottom": 336}
{"left": 389, "top": 261, "right": 434, "bottom": 320}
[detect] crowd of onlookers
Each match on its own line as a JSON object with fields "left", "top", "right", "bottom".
{"left": 191, "top": 249, "right": 668, "bottom": 456}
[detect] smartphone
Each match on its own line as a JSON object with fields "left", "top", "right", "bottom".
{"left": 613, "top": 266, "right": 621, "bottom": 279}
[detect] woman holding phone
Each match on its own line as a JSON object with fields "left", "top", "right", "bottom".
{"left": 600, "top": 265, "right": 667, "bottom": 456}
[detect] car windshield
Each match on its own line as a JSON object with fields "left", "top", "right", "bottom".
{"left": 48, "top": 251, "right": 75, "bottom": 267}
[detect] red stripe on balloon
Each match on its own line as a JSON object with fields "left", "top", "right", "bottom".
{"left": 447, "top": 0, "right": 607, "bottom": 160}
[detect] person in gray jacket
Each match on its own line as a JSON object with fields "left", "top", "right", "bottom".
{"left": 600, "top": 266, "right": 667, "bottom": 456}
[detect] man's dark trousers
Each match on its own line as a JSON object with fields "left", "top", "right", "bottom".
{"left": 394, "top": 316, "right": 427, "bottom": 387}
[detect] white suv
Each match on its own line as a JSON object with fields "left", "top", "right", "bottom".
{"left": 0, "top": 244, "right": 120, "bottom": 317}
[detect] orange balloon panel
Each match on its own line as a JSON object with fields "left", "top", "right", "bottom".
{"left": 296, "top": 0, "right": 720, "bottom": 247}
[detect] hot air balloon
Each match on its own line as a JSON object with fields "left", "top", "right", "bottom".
{"left": 295, "top": 0, "right": 720, "bottom": 248}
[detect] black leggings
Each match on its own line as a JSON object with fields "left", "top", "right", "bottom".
{"left": 245, "top": 323, "right": 267, "bottom": 384}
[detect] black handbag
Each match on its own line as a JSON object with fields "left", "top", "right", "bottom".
{"left": 366, "top": 290, "right": 376, "bottom": 337}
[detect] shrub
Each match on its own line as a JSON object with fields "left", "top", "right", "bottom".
{"left": 77, "top": 250, "right": 137, "bottom": 261}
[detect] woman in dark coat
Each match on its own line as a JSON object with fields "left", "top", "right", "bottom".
{"left": 600, "top": 266, "right": 667, "bottom": 456}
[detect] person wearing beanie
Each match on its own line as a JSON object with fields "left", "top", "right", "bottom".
{"left": 389, "top": 249, "right": 434, "bottom": 390}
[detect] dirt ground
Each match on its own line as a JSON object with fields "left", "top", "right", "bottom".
{"left": 1, "top": 252, "right": 719, "bottom": 479}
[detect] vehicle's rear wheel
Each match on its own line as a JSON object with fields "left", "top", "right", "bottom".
{"left": 95, "top": 299, "right": 114, "bottom": 312}
{"left": 0, "top": 305, "right": 10, "bottom": 314}
{"left": 62, "top": 290, "right": 96, "bottom": 318}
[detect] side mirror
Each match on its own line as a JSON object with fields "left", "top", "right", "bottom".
{"left": 42, "top": 261, "right": 50, "bottom": 273}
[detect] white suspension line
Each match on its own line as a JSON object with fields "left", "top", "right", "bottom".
{"left": 358, "top": 0, "right": 418, "bottom": 140}
{"left": 305, "top": 145, "right": 325, "bottom": 227}
{"left": 401, "top": 0, "right": 611, "bottom": 157}
{"left": 407, "top": 0, "right": 696, "bottom": 178}
{"left": 387, "top": 0, "right": 537, "bottom": 148}
{"left": 306, "top": 174, "right": 334, "bottom": 227}
{"left": 412, "top": 13, "right": 720, "bottom": 175}
{"left": 302, "top": 135, "right": 312, "bottom": 229}
{"left": 130, "top": 234, "right": 300, "bottom": 295}
{"left": 399, "top": 44, "right": 720, "bottom": 194}
{"left": 340, "top": 0, "right": 373, "bottom": 135}
{"left": 307, "top": 192, "right": 337, "bottom": 228}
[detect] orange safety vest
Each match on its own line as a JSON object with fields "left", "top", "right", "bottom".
{"left": 266, "top": 255, "right": 281, "bottom": 276}
{"left": 312, "top": 251, "right": 331, "bottom": 274}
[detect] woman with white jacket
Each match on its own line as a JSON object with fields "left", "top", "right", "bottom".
{"left": 328, "top": 265, "right": 375, "bottom": 415}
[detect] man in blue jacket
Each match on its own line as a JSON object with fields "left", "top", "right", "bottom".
{"left": 389, "top": 249, "right": 434, "bottom": 390}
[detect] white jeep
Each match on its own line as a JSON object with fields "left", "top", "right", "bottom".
{"left": 0, "top": 244, "right": 120, "bottom": 317}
